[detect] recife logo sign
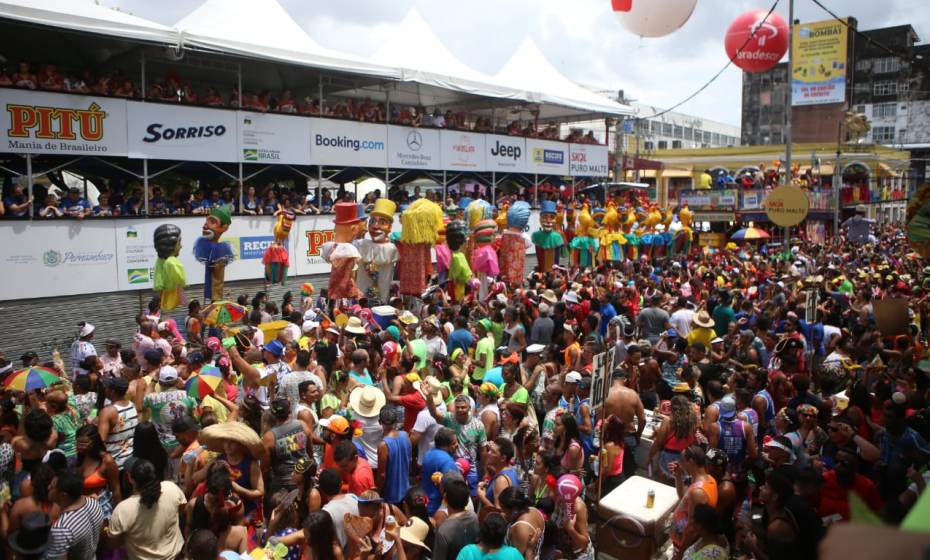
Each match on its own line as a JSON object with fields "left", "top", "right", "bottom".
{"left": 239, "top": 236, "right": 286, "bottom": 260}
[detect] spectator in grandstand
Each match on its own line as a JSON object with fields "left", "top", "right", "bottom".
{"left": 122, "top": 187, "right": 145, "bottom": 216}
{"left": 262, "top": 188, "right": 279, "bottom": 215}
{"left": 11, "top": 62, "right": 38, "bottom": 89}
{"left": 149, "top": 186, "right": 171, "bottom": 216}
{"left": 39, "top": 64, "right": 65, "bottom": 91}
{"left": 242, "top": 185, "right": 261, "bottom": 215}
{"left": 92, "top": 193, "right": 114, "bottom": 217}
{"left": 202, "top": 87, "right": 225, "bottom": 107}
{"left": 277, "top": 89, "right": 297, "bottom": 113}
{"left": 3, "top": 183, "right": 33, "bottom": 217}
{"left": 61, "top": 187, "right": 91, "bottom": 219}
{"left": 39, "top": 193, "right": 64, "bottom": 219}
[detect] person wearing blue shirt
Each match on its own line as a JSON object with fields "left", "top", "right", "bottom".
{"left": 598, "top": 292, "right": 617, "bottom": 338}
{"left": 60, "top": 188, "right": 90, "bottom": 218}
{"left": 148, "top": 186, "right": 171, "bottom": 215}
{"left": 420, "top": 427, "right": 458, "bottom": 516}
{"left": 447, "top": 316, "right": 474, "bottom": 357}
{"left": 3, "top": 184, "right": 32, "bottom": 217}
{"left": 202, "top": 190, "right": 224, "bottom": 210}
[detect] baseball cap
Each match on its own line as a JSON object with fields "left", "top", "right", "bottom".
{"left": 263, "top": 339, "right": 285, "bottom": 358}
{"left": 706, "top": 447, "right": 728, "bottom": 468}
{"left": 565, "top": 371, "right": 582, "bottom": 384}
{"left": 355, "top": 490, "right": 384, "bottom": 504}
{"left": 270, "top": 397, "right": 291, "bottom": 418}
{"left": 158, "top": 366, "right": 179, "bottom": 385}
{"left": 526, "top": 344, "right": 545, "bottom": 355}
{"left": 20, "top": 351, "right": 37, "bottom": 362}
{"left": 718, "top": 395, "right": 737, "bottom": 420}
{"left": 321, "top": 415, "right": 350, "bottom": 436}
{"left": 302, "top": 320, "right": 319, "bottom": 333}
{"left": 711, "top": 337, "right": 724, "bottom": 344}
{"left": 78, "top": 323, "right": 95, "bottom": 337}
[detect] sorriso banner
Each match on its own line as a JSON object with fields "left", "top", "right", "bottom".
{"left": 0, "top": 89, "right": 128, "bottom": 156}
{"left": 309, "top": 118, "right": 387, "bottom": 167}
{"left": 387, "top": 125, "right": 440, "bottom": 169}
{"left": 127, "top": 101, "right": 238, "bottom": 162}
{"left": 237, "top": 111, "right": 311, "bottom": 165}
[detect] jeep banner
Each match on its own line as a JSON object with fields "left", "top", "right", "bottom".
{"left": 309, "top": 118, "right": 387, "bottom": 168}
{"left": 238, "top": 110, "right": 311, "bottom": 165}
{"left": 0, "top": 89, "right": 128, "bottom": 156}
{"left": 387, "top": 125, "right": 440, "bottom": 169}
{"left": 525, "top": 138, "right": 569, "bottom": 175}
{"left": 486, "top": 135, "right": 527, "bottom": 173}
{"left": 569, "top": 143, "right": 609, "bottom": 176}
{"left": 127, "top": 101, "right": 238, "bottom": 162}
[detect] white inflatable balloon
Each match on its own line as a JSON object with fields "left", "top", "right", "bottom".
{"left": 612, "top": 0, "right": 699, "bottom": 38}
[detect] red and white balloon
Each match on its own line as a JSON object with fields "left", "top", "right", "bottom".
{"left": 611, "top": 0, "right": 699, "bottom": 38}
{"left": 724, "top": 10, "right": 789, "bottom": 72}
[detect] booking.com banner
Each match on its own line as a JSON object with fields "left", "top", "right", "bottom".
{"left": 308, "top": 118, "right": 387, "bottom": 168}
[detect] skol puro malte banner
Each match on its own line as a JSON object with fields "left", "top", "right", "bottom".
{"left": 791, "top": 18, "right": 848, "bottom": 106}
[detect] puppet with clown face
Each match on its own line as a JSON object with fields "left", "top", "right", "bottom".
{"left": 321, "top": 202, "right": 366, "bottom": 301}
{"left": 354, "top": 198, "right": 398, "bottom": 303}
{"left": 531, "top": 200, "right": 564, "bottom": 272}
{"left": 192, "top": 205, "right": 235, "bottom": 302}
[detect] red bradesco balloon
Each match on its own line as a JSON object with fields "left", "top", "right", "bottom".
{"left": 725, "top": 10, "right": 789, "bottom": 72}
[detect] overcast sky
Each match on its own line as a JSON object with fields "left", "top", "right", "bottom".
{"left": 105, "top": 0, "right": 929, "bottom": 127}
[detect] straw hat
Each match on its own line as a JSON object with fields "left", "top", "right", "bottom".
{"left": 420, "top": 376, "right": 444, "bottom": 406}
{"left": 693, "top": 310, "right": 714, "bottom": 328}
{"left": 349, "top": 385, "right": 386, "bottom": 418}
{"left": 400, "top": 517, "right": 431, "bottom": 552}
{"left": 540, "top": 289, "right": 558, "bottom": 303}
{"left": 199, "top": 422, "right": 264, "bottom": 458}
{"left": 344, "top": 316, "right": 367, "bottom": 335}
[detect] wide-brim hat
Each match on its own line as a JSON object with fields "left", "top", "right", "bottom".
{"left": 400, "top": 517, "right": 431, "bottom": 552}
{"left": 371, "top": 198, "right": 397, "bottom": 220}
{"left": 344, "top": 316, "right": 367, "bottom": 335}
{"left": 420, "top": 375, "right": 445, "bottom": 406}
{"left": 334, "top": 202, "right": 363, "bottom": 225}
{"left": 541, "top": 289, "right": 558, "bottom": 303}
{"left": 349, "top": 385, "right": 387, "bottom": 418}
{"left": 693, "top": 310, "right": 714, "bottom": 328}
{"left": 9, "top": 512, "right": 51, "bottom": 556}
{"left": 199, "top": 422, "right": 264, "bottom": 458}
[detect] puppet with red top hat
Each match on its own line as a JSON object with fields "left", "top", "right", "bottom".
{"left": 320, "top": 202, "right": 365, "bottom": 301}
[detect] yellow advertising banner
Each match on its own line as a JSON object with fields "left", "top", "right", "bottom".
{"left": 791, "top": 19, "right": 848, "bottom": 106}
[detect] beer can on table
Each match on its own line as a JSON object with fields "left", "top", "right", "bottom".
{"left": 646, "top": 489, "right": 655, "bottom": 509}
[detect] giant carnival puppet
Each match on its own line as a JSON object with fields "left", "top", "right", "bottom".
{"left": 465, "top": 199, "right": 493, "bottom": 266}
{"left": 670, "top": 202, "right": 693, "bottom": 256}
{"left": 355, "top": 198, "right": 398, "bottom": 303}
{"left": 598, "top": 203, "right": 626, "bottom": 264}
{"left": 398, "top": 198, "right": 444, "bottom": 297}
{"left": 471, "top": 219, "right": 499, "bottom": 301}
{"left": 262, "top": 206, "right": 296, "bottom": 284}
{"left": 153, "top": 224, "right": 186, "bottom": 311}
{"left": 434, "top": 211, "right": 454, "bottom": 286}
{"left": 499, "top": 201, "right": 530, "bottom": 286}
{"left": 193, "top": 205, "right": 234, "bottom": 302}
{"left": 446, "top": 219, "right": 472, "bottom": 302}
{"left": 531, "top": 200, "right": 565, "bottom": 272}
{"left": 321, "top": 202, "right": 365, "bottom": 301}
{"left": 569, "top": 202, "right": 598, "bottom": 268}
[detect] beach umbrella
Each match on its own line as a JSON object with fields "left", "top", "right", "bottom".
{"left": 730, "top": 227, "right": 771, "bottom": 241}
{"left": 4, "top": 366, "right": 65, "bottom": 392}
{"left": 201, "top": 301, "right": 248, "bottom": 326}
{"left": 185, "top": 373, "right": 222, "bottom": 400}
{"left": 199, "top": 365, "right": 223, "bottom": 378}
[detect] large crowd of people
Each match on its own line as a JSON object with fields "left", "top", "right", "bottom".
{"left": 0, "top": 196, "right": 927, "bottom": 560}
{"left": 1, "top": 61, "right": 604, "bottom": 144}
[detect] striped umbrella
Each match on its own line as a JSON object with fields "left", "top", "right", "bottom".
{"left": 730, "top": 227, "right": 770, "bottom": 241}
{"left": 199, "top": 365, "right": 223, "bottom": 379}
{"left": 4, "top": 366, "right": 65, "bottom": 392}
{"left": 201, "top": 301, "right": 248, "bottom": 326}
{"left": 185, "top": 373, "right": 223, "bottom": 400}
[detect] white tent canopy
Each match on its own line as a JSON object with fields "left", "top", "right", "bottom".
{"left": 175, "top": 0, "right": 399, "bottom": 80}
{"left": 0, "top": 0, "right": 177, "bottom": 45}
{"left": 494, "top": 37, "right": 630, "bottom": 118}
{"left": 370, "top": 9, "right": 522, "bottom": 103}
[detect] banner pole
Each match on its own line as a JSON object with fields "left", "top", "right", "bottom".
{"left": 492, "top": 171, "right": 496, "bottom": 206}
{"left": 143, "top": 159, "right": 149, "bottom": 217}
{"left": 317, "top": 165, "right": 323, "bottom": 208}
{"left": 238, "top": 162, "right": 244, "bottom": 213}
{"left": 26, "top": 153, "right": 33, "bottom": 219}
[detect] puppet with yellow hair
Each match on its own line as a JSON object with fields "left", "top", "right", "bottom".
{"left": 398, "top": 198, "right": 443, "bottom": 296}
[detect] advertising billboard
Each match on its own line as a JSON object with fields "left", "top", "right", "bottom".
{"left": 309, "top": 118, "right": 387, "bottom": 167}
{"left": 0, "top": 90, "right": 127, "bottom": 156}
{"left": 128, "top": 102, "right": 238, "bottom": 162}
{"left": 387, "top": 125, "right": 440, "bottom": 169}
{"left": 237, "top": 110, "right": 311, "bottom": 165}
{"left": 792, "top": 19, "right": 848, "bottom": 106}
